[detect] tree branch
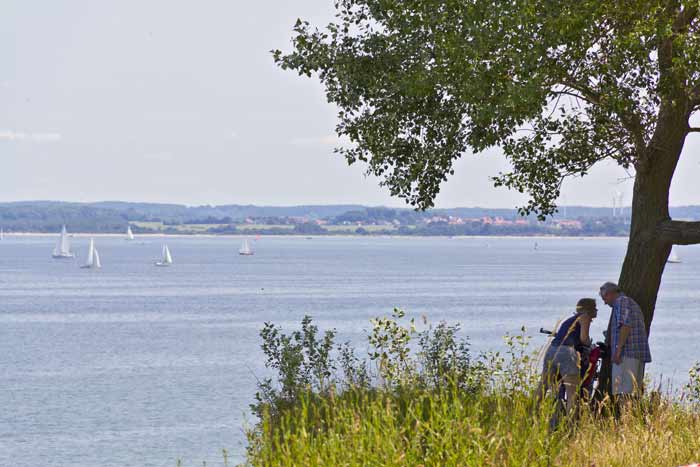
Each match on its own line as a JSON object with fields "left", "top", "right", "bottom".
{"left": 557, "top": 78, "right": 646, "bottom": 154}
{"left": 550, "top": 89, "right": 592, "bottom": 105}
{"left": 673, "top": 3, "right": 698, "bottom": 33}
{"left": 688, "top": 127, "right": 700, "bottom": 132}
{"left": 559, "top": 79, "right": 600, "bottom": 105}
{"left": 657, "top": 219, "right": 700, "bottom": 245}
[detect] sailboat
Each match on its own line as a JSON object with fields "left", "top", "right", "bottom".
{"left": 126, "top": 225, "right": 135, "bottom": 241}
{"left": 80, "top": 238, "right": 101, "bottom": 269}
{"left": 155, "top": 244, "right": 173, "bottom": 267}
{"left": 52, "top": 225, "right": 75, "bottom": 258}
{"left": 0, "top": 228, "right": 4, "bottom": 241}
{"left": 668, "top": 246, "right": 682, "bottom": 264}
{"left": 239, "top": 239, "right": 254, "bottom": 256}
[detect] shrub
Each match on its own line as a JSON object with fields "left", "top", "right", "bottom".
{"left": 685, "top": 361, "right": 700, "bottom": 405}
{"left": 416, "top": 320, "right": 485, "bottom": 394}
{"left": 367, "top": 308, "right": 417, "bottom": 385}
{"left": 244, "top": 312, "right": 700, "bottom": 467}
{"left": 251, "top": 310, "right": 487, "bottom": 421}
{"left": 251, "top": 316, "right": 336, "bottom": 420}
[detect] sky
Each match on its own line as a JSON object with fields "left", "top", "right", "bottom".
{"left": 2, "top": 0, "right": 699, "bottom": 208}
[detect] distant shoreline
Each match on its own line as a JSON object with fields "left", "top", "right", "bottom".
{"left": 0, "top": 200, "right": 654, "bottom": 238}
{"left": 2, "top": 232, "right": 629, "bottom": 240}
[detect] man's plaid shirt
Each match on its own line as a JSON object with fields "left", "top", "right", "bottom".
{"left": 611, "top": 294, "right": 652, "bottom": 363}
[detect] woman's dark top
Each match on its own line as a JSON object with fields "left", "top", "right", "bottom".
{"left": 550, "top": 314, "right": 582, "bottom": 347}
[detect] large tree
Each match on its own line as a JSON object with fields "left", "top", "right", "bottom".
{"left": 274, "top": 1, "right": 700, "bottom": 341}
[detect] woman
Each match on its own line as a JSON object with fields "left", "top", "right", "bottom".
{"left": 537, "top": 298, "right": 598, "bottom": 417}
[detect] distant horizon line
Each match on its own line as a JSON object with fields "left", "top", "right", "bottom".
{"left": 0, "top": 198, "right": 656, "bottom": 211}
{"left": 0, "top": 199, "right": 666, "bottom": 210}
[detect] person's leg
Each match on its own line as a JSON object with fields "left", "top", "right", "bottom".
{"left": 561, "top": 373, "right": 580, "bottom": 416}
{"left": 632, "top": 359, "right": 645, "bottom": 396}
{"left": 614, "top": 357, "right": 643, "bottom": 414}
{"left": 612, "top": 361, "right": 623, "bottom": 395}
{"left": 536, "top": 366, "right": 555, "bottom": 407}
{"left": 611, "top": 360, "right": 623, "bottom": 415}
{"left": 537, "top": 348, "right": 557, "bottom": 406}
{"left": 619, "top": 357, "right": 643, "bottom": 394}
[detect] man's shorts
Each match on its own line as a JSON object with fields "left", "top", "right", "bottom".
{"left": 612, "top": 357, "right": 645, "bottom": 395}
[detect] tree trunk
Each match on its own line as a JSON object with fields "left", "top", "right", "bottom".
{"left": 597, "top": 171, "right": 672, "bottom": 395}
{"left": 597, "top": 114, "right": 688, "bottom": 396}
{"left": 617, "top": 171, "right": 673, "bottom": 333}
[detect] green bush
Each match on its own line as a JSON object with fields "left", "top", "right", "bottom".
{"left": 251, "top": 316, "right": 338, "bottom": 420}
{"left": 685, "top": 361, "right": 700, "bottom": 405}
{"left": 251, "top": 310, "right": 487, "bottom": 421}
{"left": 243, "top": 312, "right": 700, "bottom": 467}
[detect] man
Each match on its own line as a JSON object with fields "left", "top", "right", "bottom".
{"left": 599, "top": 282, "right": 652, "bottom": 397}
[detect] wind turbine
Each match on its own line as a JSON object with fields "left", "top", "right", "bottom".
{"left": 616, "top": 191, "right": 625, "bottom": 218}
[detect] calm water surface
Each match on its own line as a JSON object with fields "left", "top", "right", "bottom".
{"left": 1, "top": 236, "right": 698, "bottom": 466}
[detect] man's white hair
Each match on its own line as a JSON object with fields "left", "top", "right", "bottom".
{"left": 600, "top": 282, "right": 621, "bottom": 294}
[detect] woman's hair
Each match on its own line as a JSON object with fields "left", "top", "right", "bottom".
{"left": 576, "top": 298, "right": 598, "bottom": 318}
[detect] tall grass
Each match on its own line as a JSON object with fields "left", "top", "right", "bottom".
{"left": 248, "top": 386, "right": 563, "bottom": 466}
{"left": 240, "top": 311, "right": 700, "bottom": 467}
{"left": 564, "top": 401, "right": 700, "bottom": 466}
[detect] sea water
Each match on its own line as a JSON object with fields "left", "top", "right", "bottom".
{"left": 1, "top": 236, "right": 698, "bottom": 466}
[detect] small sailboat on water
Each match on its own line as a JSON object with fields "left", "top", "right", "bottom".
{"left": 52, "top": 225, "right": 75, "bottom": 259}
{"left": 126, "top": 225, "right": 135, "bottom": 241}
{"left": 155, "top": 244, "right": 173, "bottom": 267}
{"left": 80, "top": 238, "right": 102, "bottom": 269}
{"left": 668, "top": 246, "right": 682, "bottom": 264}
{"left": 0, "top": 228, "right": 4, "bottom": 241}
{"left": 239, "top": 239, "right": 254, "bottom": 256}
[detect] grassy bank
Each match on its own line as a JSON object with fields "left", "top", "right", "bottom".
{"left": 247, "top": 385, "right": 700, "bottom": 466}
{"left": 240, "top": 312, "right": 700, "bottom": 467}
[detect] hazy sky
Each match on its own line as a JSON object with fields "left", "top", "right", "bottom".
{"left": 3, "top": 1, "right": 699, "bottom": 208}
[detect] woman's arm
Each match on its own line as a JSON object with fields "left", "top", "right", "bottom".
{"left": 579, "top": 314, "right": 591, "bottom": 345}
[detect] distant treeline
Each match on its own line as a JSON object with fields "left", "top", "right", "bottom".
{"left": 1, "top": 201, "right": 699, "bottom": 236}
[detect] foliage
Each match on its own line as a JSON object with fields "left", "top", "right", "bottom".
{"left": 251, "top": 310, "right": 483, "bottom": 420}
{"left": 417, "top": 320, "right": 485, "bottom": 393}
{"left": 367, "top": 308, "right": 417, "bottom": 384}
{"left": 252, "top": 316, "right": 337, "bottom": 420}
{"left": 291, "top": 222, "right": 327, "bottom": 234}
{"left": 274, "top": 1, "right": 700, "bottom": 218}
{"left": 501, "top": 327, "right": 539, "bottom": 393}
{"left": 336, "top": 341, "right": 370, "bottom": 389}
{"left": 685, "top": 361, "right": 700, "bottom": 405}
{"left": 244, "top": 313, "right": 700, "bottom": 467}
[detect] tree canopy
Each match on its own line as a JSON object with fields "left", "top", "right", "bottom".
{"left": 274, "top": 0, "right": 700, "bottom": 218}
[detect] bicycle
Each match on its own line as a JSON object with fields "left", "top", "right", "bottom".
{"left": 539, "top": 327, "right": 608, "bottom": 427}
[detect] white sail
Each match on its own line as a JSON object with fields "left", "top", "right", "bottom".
{"left": 164, "top": 245, "right": 173, "bottom": 264}
{"left": 0, "top": 228, "right": 4, "bottom": 240}
{"left": 60, "top": 225, "right": 70, "bottom": 253}
{"left": 53, "top": 225, "right": 74, "bottom": 258}
{"left": 85, "top": 238, "right": 95, "bottom": 267}
{"left": 126, "top": 226, "right": 135, "bottom": 241}
{"left": 82, "top": 239, "right": 101, "bottom": 269}
{"left": 239, "top": 239, "right": 253, "bottom": 255}
{"left": 155, "top": 244, "right": 173, "bottom": 266}
{"left": 668, "top": 246, "right": 682, "bottom": 264}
